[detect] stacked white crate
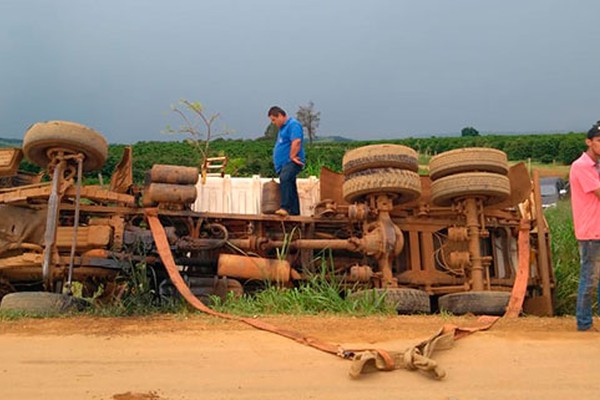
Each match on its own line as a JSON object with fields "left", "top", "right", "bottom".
{"left": 193, "top": 175, "right": 320, "bottom": 216}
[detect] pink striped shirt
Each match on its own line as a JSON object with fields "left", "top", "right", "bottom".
{"left": 570, "top": 152, "right": 600, "bottom": 240}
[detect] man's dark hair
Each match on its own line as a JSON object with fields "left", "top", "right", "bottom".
{"left": 268, "top": 106, "right": 286, "bottom": 117}
{"left": 587, "top": 120, "right": 600, "bottom": 139}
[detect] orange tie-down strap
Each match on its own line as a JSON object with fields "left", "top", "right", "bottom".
{"left": 145, "top": 209, "right": 530, "bottom": 380}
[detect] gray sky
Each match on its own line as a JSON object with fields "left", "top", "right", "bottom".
{"left": 1, "top": 0, "right": 599, "bottom": 144}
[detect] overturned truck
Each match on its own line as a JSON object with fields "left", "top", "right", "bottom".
{"left": 0, "top": 121, "right": 555, "bottom": 315}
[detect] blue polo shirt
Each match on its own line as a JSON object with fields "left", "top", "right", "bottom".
{"left": 272, "top": 117, "right": 305, "bottom": 174}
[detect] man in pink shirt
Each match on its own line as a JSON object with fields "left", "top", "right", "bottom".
{"left": 569, "top": 120, "right": 600, "bottom": 331}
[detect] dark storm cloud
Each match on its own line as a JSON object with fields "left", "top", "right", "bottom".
{"left": 1, "top": 0, "right": 599, "bottom": 143}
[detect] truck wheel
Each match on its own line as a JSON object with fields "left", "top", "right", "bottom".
{"left": 0, "top": 292, "right": 90, "bottom": 314}
{"left": 438, "top": 291, "right": 510, "bottom": 315}
{"left": 343, "top": 168, "right": 421, "bottom": 204}
{"left": 23, "top": 120, "right": 108, "bottom": 172}
{"left": 348, "top": 288, "right": 431, "bottom": 314}
{"left": 343, "top": 144, "right": 419, "bottom": 175}
{"left": 430, "top": 172, "right": 510, "bottom": 206}
{"left": 429, "top": 148, "right": 509, "bottom": 180}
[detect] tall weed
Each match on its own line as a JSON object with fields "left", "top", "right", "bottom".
{"left": 545, "top": 199, "right": 581, "bottom": 315}
{"left": 211, "top": 250, "right": 394, "bottom": 316}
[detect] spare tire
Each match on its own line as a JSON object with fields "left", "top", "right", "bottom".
{"left": 438, "top": 291, "right": 510, "bottom": 315}
{"left": 0, "top": 292, "right": 90, "bottom": 314}
{"left": 23, "top": 120, "right": 109, "bottom": 172}
{"left": 348, "top": 288, "right": 431, "bottom": 314}
{"left": 430, "top": 172, "right": 510, "bottom": 206}
{"left": 343, "top": 168, "right": 421, "bottom": 204}
{"left": 429, "top": 148, "right": 508, "bottom": 181}
{"left": 343, "top": 144, "right": 419, "bottom": 175}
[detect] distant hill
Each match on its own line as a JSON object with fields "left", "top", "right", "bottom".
{"left": 0, "top": 138, "right": 22, "bottom": 148}
{"left": 314, "top": 135, "right": 353, "bottom": 143}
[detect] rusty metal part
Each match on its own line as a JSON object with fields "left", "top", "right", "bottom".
{"left": 218, "top": 254, "right": 291, "bottom": 283}
{"left": 369, "top": 195, "right": 402, "bottom": 287}
{"left": 123, "top": 225, "right": 178, "bottom": 246}
{"left": 66, "top": 156, "right": 84, "bottom": 292}
{"left": 0, "top": 252, "right": 43, "bottom": 270}
{"left": 42, "top": 159, "right": 66, "bottom": 290}
{"left": 447, "top": 227, "right": 469, "bottom": 242}
{"left": 145, "top": 183, "right": 197, "bottom": 204}
{"left": 448, "top": 251, "right": 470, "bottom": 271}
{"left": 463, "top": 197, "right": 486, "bottom": 291}
{"left": 319, "top": 166, "right": 348, "bottom": 206}
{"left": 314, "top": 199, "right": 338, "bottom": 217}
{"left": 347, "top": 265, "right": 374, "bottom": 282}
{"left": 150, "top": 164, "right": 199, "bottom": 185}
{"left": 530, "top": 170, "right": 553, "bottom": 316}
{"left": 262, "top": 238, "right": 359, "bottom": 252}
{"left": 358, "top": 198, "right": 404, "bottom": 258}
{"left": 0, "top": 183, "right": 135, "bottom": 205}
{"left": 0, "top": 148, "right": 23, "bottom": 177}
{"left": 110, "top": 216, "right": 125, "bottom": 250}
{"left": 79, "top": 249, "right": 158, "bottom": 266}
{"left": 55, "top": 225, "right": 112, "bottom": 250}
{"left": 1, "top": 243, "right": 44, "bottom": 254}
{"left": 0, "top": 205, "right": 46, "bottom": 254}
{"left": 109, "top": 146, "right": 133, "bottom": 193}
{"left": 176, "top": 237, "right": 245, "bottom": 251}
{"left": 487, "top": 162, "right": 532, "bottom": 210}
{"left": 348, "top": 203, "right": 369, "bottom": 221}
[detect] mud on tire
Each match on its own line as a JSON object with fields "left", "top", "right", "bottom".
{"left": 342, "top": 144, "right": 419, "bottom": 175}
{"left": 343, "top": 168, "right": 421, "bottom": 204}
{"left": 429, "top": 147, "right": 509, "bottom": 181}
{"left": 438, "top": 291, "right": 510, "bottom": 316}
{"left": 430, "top": 172, "right": 510, "bottom": 206}
{"left": 23, "top": 120, "right": 109, "bottom": 172}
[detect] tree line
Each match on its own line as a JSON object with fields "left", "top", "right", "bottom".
{"left": 16, "top": 131, "right": 584, "bottom": 183}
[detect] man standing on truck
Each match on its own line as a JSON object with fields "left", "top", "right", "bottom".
{"left": 268, "top": 106, "right": 305, "bottom": 216}
{"left": 569, "top": 120, "right": 600, "bottom": 331}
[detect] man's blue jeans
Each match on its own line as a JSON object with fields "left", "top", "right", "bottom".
{"left": 279, "top": 161, "right": 302, "bottom": 215}
{"left": 576, "top": 240, "right": 600, "bottom": 330}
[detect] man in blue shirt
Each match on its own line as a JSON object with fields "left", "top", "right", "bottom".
{"left": 268, "top": 106, "right": 305, "bottom": 216}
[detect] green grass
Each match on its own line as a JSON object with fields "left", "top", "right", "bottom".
{"left": 544, "top": 199, "right": 582, "bottom": 315}
{"left": 210, "top": 253, "right": 395, "bottom": 317}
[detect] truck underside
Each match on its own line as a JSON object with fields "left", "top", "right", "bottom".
{"left": 0, "top": 121, "right": 555, "bottom": 316}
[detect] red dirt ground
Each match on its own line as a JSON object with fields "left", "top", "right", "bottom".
{"left": 0, "top": 314, "right": 598, "bottom": 400}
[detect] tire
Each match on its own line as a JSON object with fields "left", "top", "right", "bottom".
{"left": 343, "top": 168, "right": 421, "bottom": 204}
{"left": 348, "top": 288, "right": 431, "bottom": 314}
{"left": 23, "top": 120, "right": 109, "bottom": 172}
{"left": 430, "top": 172, "right": 510, "bottom": 206}
{"left": 343, "top": 144, "right": 419, "bottom": 175}
{"left": 429, "top": 148, "right": 509, "bottom": 181}
{"left": 438, "top": 291, "right": 510, "bottom": 315}
{"left": 0, "top": 292, "right": 90, "bottom": 314}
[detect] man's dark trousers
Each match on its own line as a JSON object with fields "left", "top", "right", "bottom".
{"left": 279, "top": 162, "right": 302, "bottom": 215}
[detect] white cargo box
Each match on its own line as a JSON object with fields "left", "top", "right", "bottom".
{"left": 193, "top": 175, "right": 320, "bottom": 216}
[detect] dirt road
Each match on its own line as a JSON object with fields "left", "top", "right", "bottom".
{"left": 0, "top": 314, "right": 598, "bottom": 400}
